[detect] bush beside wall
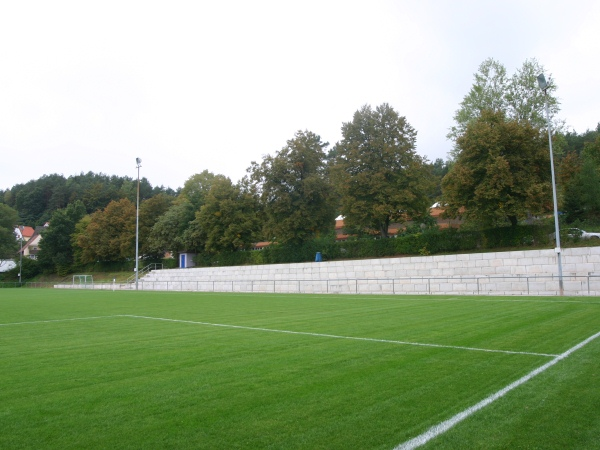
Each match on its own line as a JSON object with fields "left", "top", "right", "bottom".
{"left": 195, "top": 225, "right": 554, "bottom": 267}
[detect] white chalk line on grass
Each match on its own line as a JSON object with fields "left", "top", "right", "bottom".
{"left": 394, "top": 329, "right": 600, "bottom": 450}
{"left": 0, "top": 316, "right": 121, "bottom": 326}
{"left": 118, "top": 314, "right": 558, "bottom": 357}
{"left": 351, "top": 296, "right": 600, "bottom": 305}
{"left": 262, "top": 294, "right": 600, "bottom": 305}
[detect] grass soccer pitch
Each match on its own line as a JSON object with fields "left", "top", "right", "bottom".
{"left": 1, "top": 291, "right": 599, "bottom": 449}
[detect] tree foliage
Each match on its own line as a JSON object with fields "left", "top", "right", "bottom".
{"left": 37, "top": 201, "right": 87, "bottom": 275}
{"left": 581, "top": 133, "right": 600, "bottom": 166}
{"left": 427, "top": 158, "right": 452, "bottom": 202}
{"left": 72, "top": 215, "right": 92, "bottom": 267}
{"left": 557, "top": 151, "right": 582, "bottom": 188}
{"left": 12, "top": 174, "right": 68, "bottom": 225}
{"left": 563, "top": 157, "right": 600, "bottom": 223}
{"left": 442, "top": 109, "right": 551, "bottom": 227}
{"left": 179, "top": 170, "right": 219, "bottom": 210}
{"left": 250, "top": 130, "right": 336, "bottom": 245}
{"left": 562, "top": 123, "right": 600, "bottom": 156}
{"left": 5, "top": 171, "right": 174, "bottom": 227}
{"left": 332, "top": 104, "right": 431, "bottom": 237}
{"left": 138, "top": 193, "right": 174, "bottom": 259}
{"left": 75, "top": 199, "right": 136, "bottom": 263}
{"left": 5, "top": 95, "right": 599, "bottom": 269}
{"left": 448, "top": 58, "right": 560, "bottom": 145}
{"left": 1, "top": 255, "right": 42, "bottom": 281}
{"left": 145, "top": 171, "right": 222, "bottom": 256}
{"left": 188, "top": 177, "right": 261, "bottom": 254}
{"left": 147, "top": 199, "right": 196, "bottom": 255}
{"left": 0, "top": 203, "right": 19, "bottom": 259}
{"left": 562, "top": 132, "right": 600, "bottom": 223}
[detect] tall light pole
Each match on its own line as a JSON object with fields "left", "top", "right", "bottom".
{"left": 135, "top": 157, "right": 142, "bottom": 290}
{"left": 537, "top": 73, "right": 564, "bottom": 296}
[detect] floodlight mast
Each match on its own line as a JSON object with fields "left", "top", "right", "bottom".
{"left": 135, "top": 158, "right": 142, "bottom": 290}
{"left": 18, "top": 228, "right": 23, "bottom": 285}
{"left": 537, "top": 74, "right": 564, "bottom": 296}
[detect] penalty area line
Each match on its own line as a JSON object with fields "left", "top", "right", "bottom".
{"left": 117, "top": 314, "right": 558, "bottom": 357}
{"left": 394, "top": 329, "right": 600, "bottom": 450}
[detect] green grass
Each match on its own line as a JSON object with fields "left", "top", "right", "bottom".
{"left": 1, "top": 290, "right": 599, "bottom": 449}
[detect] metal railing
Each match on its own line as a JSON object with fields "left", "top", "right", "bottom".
{"left": 46, "top": 273, "right": 600, "bottom": 296}
{"left": 126, "top": 263, "right": 164, "bottom": 284}
{"left": 0, "top": 281, "right": 56, "bottom": 289}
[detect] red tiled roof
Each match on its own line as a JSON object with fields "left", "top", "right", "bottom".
{"left": 19, "top": 226, "right": 35, "bottom": 238}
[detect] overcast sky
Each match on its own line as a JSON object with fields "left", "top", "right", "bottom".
{"left": 1, "top": 0, "right": 599, "bottom": 191}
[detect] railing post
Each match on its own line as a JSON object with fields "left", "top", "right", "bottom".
{"left": 588, "top": 273, "right": 590, "bottom": 295}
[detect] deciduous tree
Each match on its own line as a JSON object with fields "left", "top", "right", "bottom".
{"left": 563, "top": 157, "right": 600, "bottom": 223}
{"left": 13, "top": 174, "right": 68, "bottom": 225}
{"left": 37, "top": 201, "right": 87, "bottom": 275}
{"left": 442, "top": 109, "right": 551, "bottom": 227}
{"left": 188, "top": 177, "right": 261, "bottom": 254}
{"left": 562, "top": 134, "right": 600, "bottom": 223}
{"left": 0, "top": 204, "right": 19, "bottom": 260}
{"left": 250, "top": 130, "right": 336, "bottom": 245}
{"left": 332, "top": 104, "right": 431, "bottom": 237}
{"left": 75, "top": 199, "right": 136, "bottom": 263}
{"left": 146, "top": 199, "right": 196, "bottom": 255}
{"left": 448, "top": 58, "right": 560, "bottom": 147}
{"left": 72, "top": 215, "right": 92, "bottom": 266}
{"left": 138, "top": 193, "right": 174, "bottom": 259}
{"left": 179, "top": 170, "right": 218, "bottom": 210}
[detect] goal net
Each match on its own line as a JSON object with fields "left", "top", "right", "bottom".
{"left": 73, "top": 274, "right": 94, "bottom": 289}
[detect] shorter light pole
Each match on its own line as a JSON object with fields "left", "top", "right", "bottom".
{"left": 135, "top": 157, "right": 142, "bottom": 290}
{"left": 18, "top": 230, "right": 23, "bottom": 285}
{"left": 537, "top": 73, "right": 563, "bottom": 296}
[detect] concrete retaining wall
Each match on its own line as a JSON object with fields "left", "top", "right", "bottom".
{"left": 56, "top": 247, "right": 600, "bottom": 296}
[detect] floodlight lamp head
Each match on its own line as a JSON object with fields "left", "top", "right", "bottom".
{"left": 136, "top": 157, "right": 142, "bottom": 166}
{"left": 537, "top": 74, "right": 548, "bottom": 91}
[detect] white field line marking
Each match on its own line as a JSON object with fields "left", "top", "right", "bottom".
{"left": 0, "top": 316, "right": 121, "bottom": 326}
{"left": 155, "top": 291, "right": 600, "bottom": 306}
{"left": 394, "top": 329, "right": 600, "bottom": 450}
{"left": 328, "top": 295, "right": 600, "bottom": 305}
{"left": 448, "top": 298, "right": 600, "bottom": 305}
{"left": 253, "top": 294, "right": 600, "bottom": 305}
{"left": 118, "top": 315, "right": 558, "bottom": 357}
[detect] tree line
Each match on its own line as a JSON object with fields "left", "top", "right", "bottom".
{"left": 1, "top": 57, "right": 599, "bottom": 277}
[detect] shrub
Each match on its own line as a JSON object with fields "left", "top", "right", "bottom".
{"left": 1, "top": 258, "right": 42, "bottom": 281}
{"left": 188, "top": 225, "right": 551, "bottom": 268}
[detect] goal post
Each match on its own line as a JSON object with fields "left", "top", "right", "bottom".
{"left": 73, "top": 274, "right": 94, "bottom": 289}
